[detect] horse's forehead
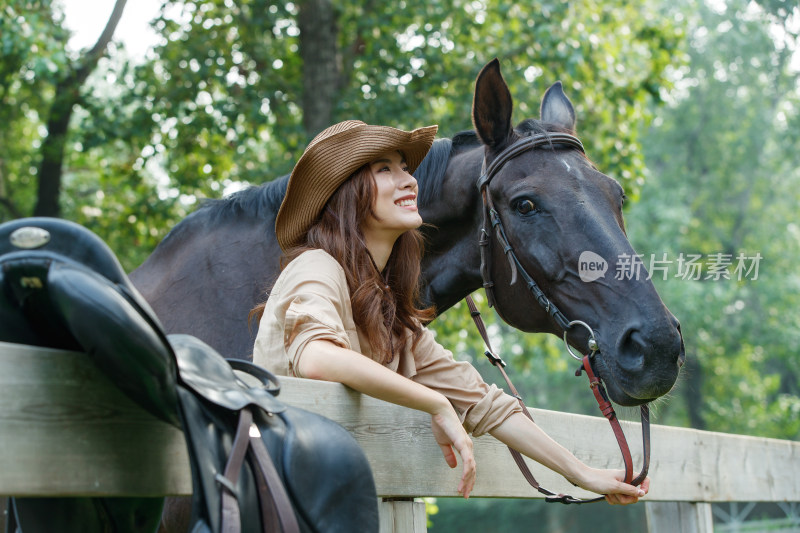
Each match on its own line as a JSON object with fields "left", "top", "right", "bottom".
{"left": 497, "top": 150, "right": 602, "bottom": 192}
{"left": 558, "top": 156, "right": 576, "bottom": 174}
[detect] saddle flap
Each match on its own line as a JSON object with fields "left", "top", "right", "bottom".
{"left": 170, "top": 334, "right": 286, "bottom": 415}
{"left": 46, "top": 262, "right": 180, "bottom": 425}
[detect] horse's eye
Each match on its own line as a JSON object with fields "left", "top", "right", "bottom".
{"left": 516, "top": 199, "right": 536, "bottom": 215}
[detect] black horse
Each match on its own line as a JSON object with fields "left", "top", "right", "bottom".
{"left": 131, "top": 59, "right": 684, "bottom": 407}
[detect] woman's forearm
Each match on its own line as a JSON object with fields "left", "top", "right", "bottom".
{"left": 489, "top": 412, "right": 647, "bottom": 501}
{"left": 300, "top": 339, "right": 478, "bottom": 498}
{"left": 299, "top": 339, "right": 451, "bottom": 415}
{"left": 489, "top": 412, "right": 585, "bottom": 484}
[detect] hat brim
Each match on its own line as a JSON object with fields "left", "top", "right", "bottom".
{"left": 276, "top": 123, "right": 437, "bottom": 251}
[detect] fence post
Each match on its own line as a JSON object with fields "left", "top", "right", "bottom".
{"left": 646, "top": 502, "right": 713, "bottom": 533}
{"left": 379, "top": 498, "right": 427, "bottom": 533}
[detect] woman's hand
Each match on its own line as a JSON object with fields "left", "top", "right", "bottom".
{"left": 300, "top": 340, "right": 478, "bottom": 497}
{"left": 490, "top": 413, "right": 651, "bottom": 506}
{"left": 575, "top": 467, "right": 650, "bottom": 505}
{"left": 430, "top": 409, "right": 476, "bottom": 499}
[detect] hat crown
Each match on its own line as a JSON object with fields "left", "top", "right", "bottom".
{"left": 307, "top": 120, "right": 366, "bottom": 151}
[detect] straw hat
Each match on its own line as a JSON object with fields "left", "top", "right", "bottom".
{"left": 275, "top": 120, "right": 438, "bottom": 251}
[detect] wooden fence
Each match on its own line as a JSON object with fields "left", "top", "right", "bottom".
{"left": 1, "top": 341, "right": 799, "bottom": 532}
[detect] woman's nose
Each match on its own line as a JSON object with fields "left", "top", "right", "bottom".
{"left": 399, "top": 171, "right": 417, "bottom": 189}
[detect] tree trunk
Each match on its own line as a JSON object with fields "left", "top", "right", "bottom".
{"left": 298, "top": 0, "right": 339, "bottom": 138}
{"left": 0, "top": 157, "right": 23, "bottom": 219}
{"left": 34, "top": 84, "right": 75, "bottom": 217}
{"left": 33, "top": 0, "right": 128, "bottom": 217}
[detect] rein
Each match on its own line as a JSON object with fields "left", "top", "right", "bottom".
{"left": 470, "top": 132, "right": 651, "bottom": 503}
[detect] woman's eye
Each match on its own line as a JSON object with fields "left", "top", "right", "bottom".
{"left": 516, "top": 199, "right": 536, "bottom": 215}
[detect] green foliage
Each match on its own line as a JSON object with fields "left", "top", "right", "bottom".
{"left": 427, "top": 8, "right": 800, "bottom": 531}
{"left": 0, "top": 0, "right": 71, "bottom": 218}
{"left": 624, "top": 0, "right": 800, "bottom": 438}
{"left": 429, "top": 0, "right": 800, "bottom": 442}
{"left": 0, "top": 0, "right": 682, "bottom": 271}
{"left": 312, "top": 0, "right": 684, "bottom": 200}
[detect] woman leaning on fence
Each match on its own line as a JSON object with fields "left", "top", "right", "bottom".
{"left": 250, "top": 119, "right": 649, "bottom": 504}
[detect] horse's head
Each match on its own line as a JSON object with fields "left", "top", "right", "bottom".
{"left": 472, "top": 59, "right": 684, "bottom": 406}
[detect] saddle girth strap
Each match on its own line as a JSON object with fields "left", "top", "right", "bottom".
{"left": 248, "top": 433, "right": 301, "bottom": 533}
{"left": 218, "top": 408, "right": 300, "bottom": 533}
{"left": 220, "top": 408, "right": 254, "bottom": 532}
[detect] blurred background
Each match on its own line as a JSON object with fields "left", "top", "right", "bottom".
{"left": 1, "top": 0, "right": 798, "bottom": 530}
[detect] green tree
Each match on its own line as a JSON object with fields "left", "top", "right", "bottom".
{"left": 426, "top": 0, "right": 800, "bottom": 441}
{"left": 625, "top": 0, "right": 800, "bottom": 438}
{"left": 0, "top": 0, "right": 127, "bottom": 218}
{"left": 1, "top": 0, "right": 683, "bottom": 271}
{"left": 128, "top": 0, "right": 682, "bottom": 194}
{"left": 0, "top": 0, "right": 70, "bottom": 218}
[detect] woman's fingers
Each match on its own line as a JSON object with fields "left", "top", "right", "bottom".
{"left": 578, "top": 468, "right": 650, "bottom": 505}
{"left": 438, "top": 443, "right": 458, "bottom": 468}
{"left": 437, "top": 440, "right": 476, "bottom": 498}
{"left": 430, "top": 412, "right": 476, "bottom": 498}
{"left": 606, "top": 493, "right": 636, "bottom": 505}
{"left": 604, "top": 474, "right": 649, "bottom": 505}
{"left": 456, "top": 442, "right": 476, "bottom": 498}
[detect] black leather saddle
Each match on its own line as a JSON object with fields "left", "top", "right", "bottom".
{"left": 0, "top": 218, "right": 378, "bottom": 533}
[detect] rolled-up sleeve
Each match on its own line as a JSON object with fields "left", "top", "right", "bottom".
{"left": 408, "top": 328, "right": 522, "bottom": 437}
{"left": 267, "top": 251, "right": 354, "bottom": 377}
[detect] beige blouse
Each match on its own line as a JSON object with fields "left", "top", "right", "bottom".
{"left": 253, "top": 249, "right": 521, "bottom": 437}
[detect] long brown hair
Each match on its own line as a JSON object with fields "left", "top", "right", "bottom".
{"left": 251, "top": 165, "right": 435, "bottom": 363}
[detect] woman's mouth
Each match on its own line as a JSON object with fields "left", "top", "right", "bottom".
{"left": 395, "top": 197, "right": 417, "bottom": 208}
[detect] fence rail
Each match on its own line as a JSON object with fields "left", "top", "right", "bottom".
{"left": 1, "top": 341, "right": 798, "bottom": 531}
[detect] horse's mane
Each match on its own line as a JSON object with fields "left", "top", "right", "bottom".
{"left": 194, "top": 119, "right": 560, "bottom": 221}
{"left": 415, "top": 138, "right": 452, "bottom": 207}
{"left": 196, "top": 175, "right": 289, "bottom": 223}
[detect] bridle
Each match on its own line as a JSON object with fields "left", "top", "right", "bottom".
{"left": 469, "top": 131, "right": 651, "bottom": 504}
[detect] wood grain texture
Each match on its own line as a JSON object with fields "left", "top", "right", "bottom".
{"left": 1, "top": 342, "right": 798, "bottom": 502}
{"left": 378, "top": 500, "right": 427, "bottom": 533}
{"left": 646, "top": 502, "right": 714, "bottom": 533}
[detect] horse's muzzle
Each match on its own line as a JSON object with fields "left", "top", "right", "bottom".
{"left": 593, "top": 332, "right": 684, "bottom": 406}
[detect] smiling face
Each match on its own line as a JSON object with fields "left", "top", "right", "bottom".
{"left": 361, "top": 150, "right": 423, "bottom": 250}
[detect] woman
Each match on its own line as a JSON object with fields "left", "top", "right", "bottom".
{"left": 252, "top": 120, "right": 649, "bottom": 504}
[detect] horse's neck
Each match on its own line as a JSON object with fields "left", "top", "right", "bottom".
{"left": 419, "top": 149, "right": 485, "bottom": 314}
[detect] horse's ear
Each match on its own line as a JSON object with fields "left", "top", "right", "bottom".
{"left": 472, "top": 58, "right": 514, "bottom": 150}
{"left": 540, "top": 81, "right": 577, "bottom": 132}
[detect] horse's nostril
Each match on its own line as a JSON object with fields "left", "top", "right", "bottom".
{"left": 618, "top": 322, "right": 685, "bottom": 373}
{"left": 618, "top": 328, "right": 647, "bottom": 372}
